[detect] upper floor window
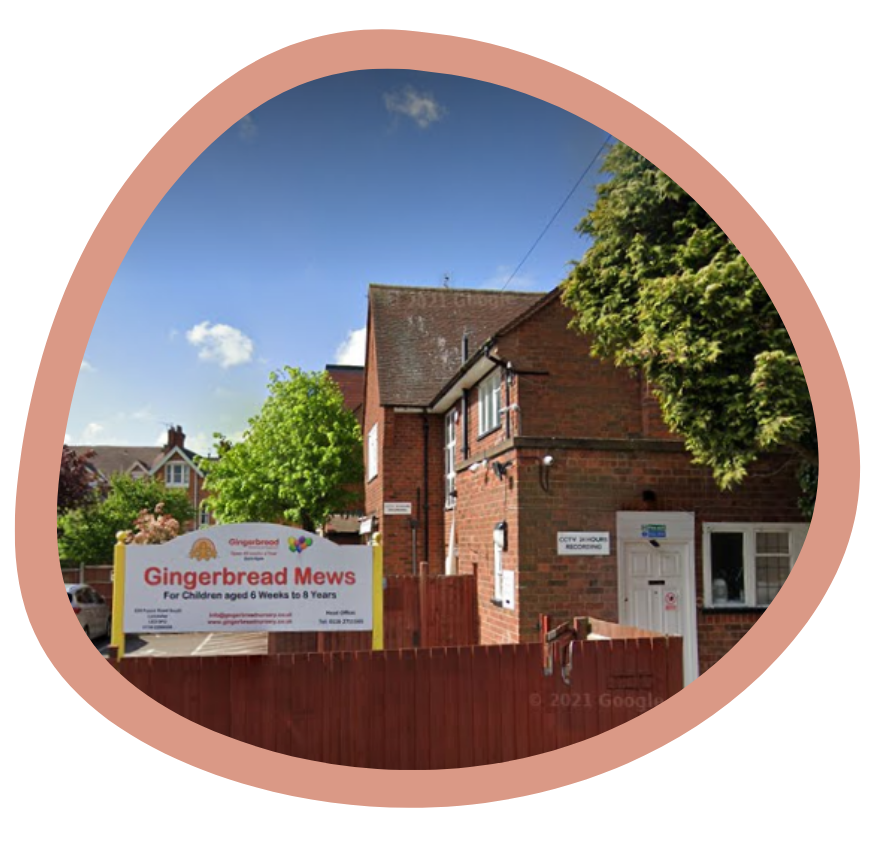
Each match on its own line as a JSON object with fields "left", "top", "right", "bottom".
{"left": 367, "top": 424, "right": 378, "bottom": 481}
{"left": 444, "top": 409, "right": 457, "bottom": 508}
{"left": 478, "top": 369, "right": 502, "bottom": 436}
{"left": 165, "top": 462, "right": 190, "bottom": 488}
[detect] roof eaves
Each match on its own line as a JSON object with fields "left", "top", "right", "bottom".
{"left": 428, "top": 339, "right": 497, "bottom": 411}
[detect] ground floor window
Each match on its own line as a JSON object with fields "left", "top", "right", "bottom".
{"left": 199, "top": 507, "right": 211, "bottom": 528}
{"left": 703, "top": 523, "right": 809, "bottom": 608}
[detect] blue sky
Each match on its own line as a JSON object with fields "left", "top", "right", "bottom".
{"left": 67, "top": 70, "right": 613, "bottom": 454}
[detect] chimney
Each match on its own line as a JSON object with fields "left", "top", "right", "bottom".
{"left": 165, "top": 425, "right": 186, "bottom": 452}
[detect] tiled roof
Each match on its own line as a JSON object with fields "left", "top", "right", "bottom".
{"left": 72, "top": 445, "right": 208, "bottom": 480}
{"left": 369, "top": 284, "right": 544, "bottom": 407}
{"left": 76, "top": 446, "right": 164, "bottom": 479}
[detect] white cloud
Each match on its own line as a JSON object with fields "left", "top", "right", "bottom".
{"left": 186, "top": 321, "right": 255, "bottom": 368}
{"left": 383, "top": 86, "right": 446, "bottom": 129}
{"left": 185, "top": 429, "right": 247, "bottom": 457}
{"left": 80, "top": 360, "right": 95, "bottom": 373}
{"left": 81, "top": 422, "right": 105, "bottom": 443}
{"left": 64, "top": 433, "right": 71, "bottom": 445}
{"left": 185, "top": 430, "right": 215, "bottom": 456}
{"left": 238, "top": 114, "right": 257, "bottom": 140}
{"left": 334, "top": 327, "right": 367, "bottom": 366}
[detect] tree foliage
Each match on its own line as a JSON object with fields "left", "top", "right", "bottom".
{"left": 122, "top": 502, "right": 182, "bottom": 545}
{"left": 57, "top": 474, "right": 195, "bottom": 565}
{"left": 57, "top": 445, "right": 99, "bottom": 514}
{"left": 562, "top": 142, "right": 817, "bottom": 515}
{"left": 200, "top": 367, "right": 363, "bottom": 532}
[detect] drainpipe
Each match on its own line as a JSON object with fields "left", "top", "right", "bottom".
{"left": 422, "top": 411, "right": 430, "bottom": 568}
{"left": 412, "top": 488, "right": 420, "bottom": 576}
{"left": 461, "top": 331, "right": 470, "bottom": 462}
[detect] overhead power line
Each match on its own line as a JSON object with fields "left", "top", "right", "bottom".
{"left": 499, "top": 132, "right": 612, "bottom": 292}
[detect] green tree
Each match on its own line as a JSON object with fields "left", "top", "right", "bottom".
{"left": 201, "top": 367, "right": 363, "bottom": 531}
{"left": 562, "top": 142, "right": 817, "bottom": 515}
{"left": 57, "top": 474, "right": 195, "bottom": 565}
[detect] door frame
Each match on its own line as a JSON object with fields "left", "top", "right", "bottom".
{"left": 616, "top": 511, "right": 699, "bottom": 685}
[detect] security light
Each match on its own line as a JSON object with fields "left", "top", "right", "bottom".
{"left": 492, "top": 460, "right": 513, "bottom": 479}
{"left": 542, "top": 455, "right": 554, "bottom": 467}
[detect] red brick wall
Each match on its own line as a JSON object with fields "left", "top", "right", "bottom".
{"left": 445, "top": 454, "right": 521, "bottom": 644}
{"left": 378, "top": 410, "right": 446, "bottom": 575}
{"left": 363, "top": 320, "right": 384, "bottom": 545}
{"left": 496, "top": 300, "right": 645, "bottom": 439}
{"left": 363, "top": 317, "right": 447, "bottom": 575}
{"left": 513, "top": 443, "right": 805, "bottom": 674}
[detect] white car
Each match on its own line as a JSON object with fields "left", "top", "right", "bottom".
{"left": 67, "top": 584, "right": 111, "bottom": 640}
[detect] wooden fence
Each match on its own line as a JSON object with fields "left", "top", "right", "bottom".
{"left": 116, "top": 634, "right": 682, "bottom": 769}
{"left": 268, "top": 571, "right": 478, "bottom": 654}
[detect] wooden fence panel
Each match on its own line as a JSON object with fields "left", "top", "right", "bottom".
{"left": 117, "top": 634, "right": 683, "bottom": 770}
{"left": 268, "top": 573, "right": 477, "bottom": 654}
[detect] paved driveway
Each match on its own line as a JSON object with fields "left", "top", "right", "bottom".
{"left": 98, "top": 632, "right": 268, "bottom": 657}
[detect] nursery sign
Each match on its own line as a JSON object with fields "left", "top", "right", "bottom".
{"left": 123, "top": 524, "right": 373, "bottom": 634}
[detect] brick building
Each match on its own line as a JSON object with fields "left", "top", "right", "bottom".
{"left": 361, "top": 284, "right": 810, "bottom": 682}
{"left": 81, "top": 425, "right": 213, "bottom": 531}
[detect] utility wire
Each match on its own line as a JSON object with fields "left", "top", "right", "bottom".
{"left": 499, "top": 132, "right": 612, "bottom": 291}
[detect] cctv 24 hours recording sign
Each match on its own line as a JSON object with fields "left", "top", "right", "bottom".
{"left": 557, "top": 532, "right": 611, "bottom": 556}
{"left": 123, "top": 524, "right": 373, "bottom": 634}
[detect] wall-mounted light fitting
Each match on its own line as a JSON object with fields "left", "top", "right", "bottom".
{"left": 492, "top": 460, "right": 513, "bottom": 479}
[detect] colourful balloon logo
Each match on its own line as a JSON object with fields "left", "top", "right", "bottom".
{"left": 288, "top": 535, "right": 313, "bottom": 554}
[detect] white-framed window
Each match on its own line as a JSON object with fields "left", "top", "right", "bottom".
{"left": 703, "top": 523, "right": 809, "bottom": 608}
{"left": 444, "top": 409, "right": 457, "bottom": 508}
{"left": 165, "top": 462, "right": 190, "bottom": 487}
{"left": 478, "top": 368, "right": 502, "bottom": 436}
{"left": 367, "top": 424, "right": 378, "bottom": 481}
{"left": 199, "top": 507, "right": 211, "bottom": 528}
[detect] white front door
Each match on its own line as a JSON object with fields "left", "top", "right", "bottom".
{"left": 622, "top": 541, "right": 690, "bottom": 639}
{"left": 617, "top": 513, "right": 698, "bottom": 685}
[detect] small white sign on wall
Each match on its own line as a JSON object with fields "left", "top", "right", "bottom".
{"left": 557, "top": 532, "right": 611, "bottom": 556}
{"left": 501, "top": 570, "right": 516, "bottom": 610}
{"left": 383, "top": 502, "right": 412, "bottom": 516}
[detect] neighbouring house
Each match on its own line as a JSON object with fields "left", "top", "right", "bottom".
{"left": 79, "top": 425, "right": 213, "bottom": 531}
{"left": 361, "top": 284, "right": 810, "bottom": 682}
{"left": 321, "top": 364, "right": 366, "bottom": 545}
